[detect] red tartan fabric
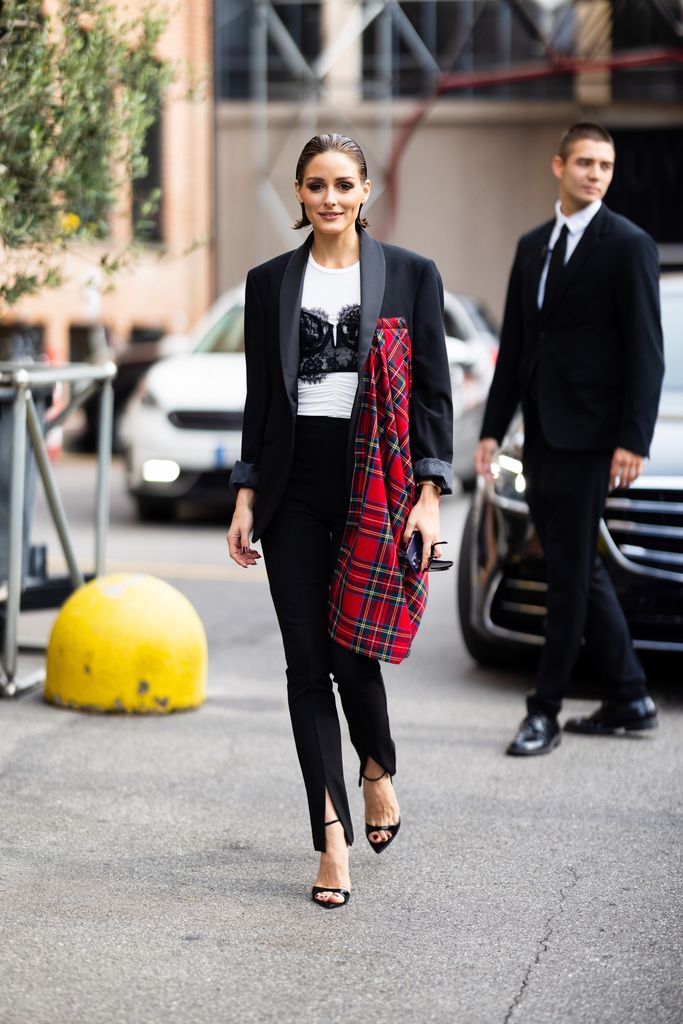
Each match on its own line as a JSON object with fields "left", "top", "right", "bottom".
{"left": 328, "top": 316, "right": 428, "bottom": 664}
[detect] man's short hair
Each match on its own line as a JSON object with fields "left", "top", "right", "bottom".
{"left": 558, "top": 122, "right": 615, "bottom": 161}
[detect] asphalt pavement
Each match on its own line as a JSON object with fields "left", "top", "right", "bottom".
{"left": 1, "top": 454, "right": 681, "bottom": 1024}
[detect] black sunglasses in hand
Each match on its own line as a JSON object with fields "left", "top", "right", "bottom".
{"left": 427, "top": 541, "right": 453, "bottom": 572}
{"left": 404, "top": 534, "right": 454, "bottom": 573}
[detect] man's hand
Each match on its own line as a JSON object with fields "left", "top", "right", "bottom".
{"left": 609, "top": 447, "right": 643, "bottom": 490}
{"left": 475, "top": 438, "right": 498, "bottom": 482}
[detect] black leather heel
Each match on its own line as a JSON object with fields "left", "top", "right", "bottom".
{"left": 361, "top": 771, "right": 401, "bottom": 854}
{"left": 311, "top": 819, "right": 351, "bottom": 909}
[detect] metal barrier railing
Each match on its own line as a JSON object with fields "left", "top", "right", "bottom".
{"left": 0, "top": 361, "right": 116, "bottom": 697}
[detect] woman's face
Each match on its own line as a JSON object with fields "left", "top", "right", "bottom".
{"left": 295, "top": 151, "right": 371, "bottom": 240}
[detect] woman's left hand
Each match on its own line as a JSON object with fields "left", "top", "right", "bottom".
{"left": 402, "top": 482, "right": 442, "bottom": 572}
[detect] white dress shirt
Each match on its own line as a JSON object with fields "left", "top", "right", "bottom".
{"left": 537, "top": 198, "right": 602, "bottom": 308}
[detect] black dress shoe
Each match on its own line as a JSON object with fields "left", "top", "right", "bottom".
{"left": 506, "top": 713, "right": 561, "bottom": 756}
{"left": 563, "top": 696, "right": 658, "bottom": 735}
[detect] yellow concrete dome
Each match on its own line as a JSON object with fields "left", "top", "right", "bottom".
{"left": 44, "top": 573, "right": 207, "bottom": 713}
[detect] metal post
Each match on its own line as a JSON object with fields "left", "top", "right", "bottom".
{"left": 47, "top": 379, "right": 101, "bottom": 432}
{"left": 252, "top": 0, "right": 269, "bottom": 267}
{"left": 2, "top": 372, "right": 29, "bottom": 695}
{"left": 0, "top": 361, "right": 116, "bottom": 698}
{"left": 94, "top": 372, "right": 114, "bottom": 576}
{"left": 25, "top": 393, "right": 84, "bottom": 590}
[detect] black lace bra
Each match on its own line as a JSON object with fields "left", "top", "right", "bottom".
{"left": 299, "top": 304, "right": 360, "bottom": 385}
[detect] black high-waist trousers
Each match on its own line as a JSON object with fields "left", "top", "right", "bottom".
{"left": 522, "top": 399, "right": 647, "bottom": 718}
{"left": 260, "top": 416, "right": 396, "bottom": 852}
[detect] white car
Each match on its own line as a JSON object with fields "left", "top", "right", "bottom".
{"left": 121, "top": 286, "right": 246, "bottom": 519}
{"left": 121, "top": 286, "right": 497, "bottom": 519}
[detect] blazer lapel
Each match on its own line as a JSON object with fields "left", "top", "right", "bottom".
{"left": 279, "top": 234, "right": 313, "bottom": 416}
{"left": 544, "top": 205, "right": 608, "bottom": 317}
{"left": 357, "top": 231, "right": 386, "bottom": 385}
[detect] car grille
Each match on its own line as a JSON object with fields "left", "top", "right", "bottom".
{"left": 488, "top": 565, "right": 683, "bottom": 649}
{"left": 487, "top": 486, "right": 683, "bottom": 647}
{"left": 168, "top": 410, "right": 243, "bottom": 431}
{"left": 604, "top": 484, "right": 683, "bottom": 580}
{"left": 489, "top": 571, "right": 547, "bottom": 640}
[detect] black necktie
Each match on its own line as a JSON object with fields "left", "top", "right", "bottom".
{"left": 542, "top": 223, "right": 568, "bottom": 310}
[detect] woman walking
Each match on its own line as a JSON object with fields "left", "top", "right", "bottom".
{"left": 227, "top": 133, "right": 452, "bottom": 907}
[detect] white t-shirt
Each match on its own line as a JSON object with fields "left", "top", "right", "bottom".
{"left": 297, "top": 254, "right": 361, "bottom": 418}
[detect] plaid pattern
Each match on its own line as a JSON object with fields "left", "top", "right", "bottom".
{"left": 328, "top": 317, "right": 428, "bottom": 664}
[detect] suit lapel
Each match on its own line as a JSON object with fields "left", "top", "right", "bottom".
{"left": 525, "top": 223, "right": 553, "bottom": 322}
{"left": 543, "top": 205, "right": 608, "bottom": 317}
{"left": 279, "top": 234, "right": 312, "bottom": 416}
{"left": 357, "top": 231, "right": 386, "bottom": 385}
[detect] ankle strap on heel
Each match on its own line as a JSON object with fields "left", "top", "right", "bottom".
{"left": 358, "top": 769, "right": 390, "bottom": 787}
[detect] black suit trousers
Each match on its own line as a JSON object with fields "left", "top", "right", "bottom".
{"left": 522, "top": 400, "right": 647, "bottom": 717}
{"left": 260, "top": 416, "right": 396, "bottom": 852}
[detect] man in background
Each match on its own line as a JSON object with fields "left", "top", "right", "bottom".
{"left": 475, "top": 122, "right": 664, "bottom": 756}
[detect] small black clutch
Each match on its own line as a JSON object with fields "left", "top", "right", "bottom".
{"left": 404, "top": 533, "right": 453, "bottom": 573}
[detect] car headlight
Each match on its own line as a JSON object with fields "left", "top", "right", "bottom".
{"left": 142, "top": 459, "right": 180, "bottom": 483}
{"left": 492, "top": 452, "right": 526, "bottom": 499}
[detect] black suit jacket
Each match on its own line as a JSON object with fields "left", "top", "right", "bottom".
{"left": 481, "top": 204, "right": 664, "bottom": 456}
{"left": 230, "top": 230, "right": 453, "bottom": 541}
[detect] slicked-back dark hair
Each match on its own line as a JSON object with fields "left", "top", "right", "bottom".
{"left": 293, "top": 133, "right": 369, "bottom": 230}
{"left": 558, "top": 122, "right": 615, "bottom": 162}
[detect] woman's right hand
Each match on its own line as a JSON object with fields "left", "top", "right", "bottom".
{"left": 227, "top": 488, "right": 261, "bottom": 568}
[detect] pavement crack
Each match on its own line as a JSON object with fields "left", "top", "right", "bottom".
{"left": 503, "top": 864, "right": 580, "bottom": 1024}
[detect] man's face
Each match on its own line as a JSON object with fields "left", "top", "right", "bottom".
{"left": 552, "top": 138, "right": 615, "bottom": 215}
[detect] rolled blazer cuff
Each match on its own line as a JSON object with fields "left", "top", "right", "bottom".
{"left": 414, "top": 458, "right": 453, "bottom": 496}
{"left": 229, "top": 460, "right": 260, "bottom": 490}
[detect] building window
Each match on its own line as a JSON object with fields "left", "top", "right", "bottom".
{"left": 214, "top": 0, "right": 682, "bottom": 104}
{"left": 215, "top": 1, "right": 251, "bottom": 100}
{"left": 0, "top": 323, "right": 44, "bottom": 361}
{"left": 130, "top": 327, "right": 164, "bottom": 346}
{"left": 361, "top": 1, "right": 573, "bottom": 100}
{"left": 215, "top": 0, "right": 322, "bottom": 101}
{"left": 132, "top": 109, "right": 163, "bottom": 242}
{"left": 612, "top": 0, "right": 683, "bottom": 102}
{"left": 69, "top": 325, "right": 96, "bottom": 363}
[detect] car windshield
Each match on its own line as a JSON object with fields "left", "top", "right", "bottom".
{"left": 662, "top": 289, "right": 683, "bottom": 392}
{"left": 194, "top": 304, "right": 245, "bottom": 354}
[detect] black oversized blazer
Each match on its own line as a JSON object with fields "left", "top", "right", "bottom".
{"left": 481, "top": 204, "right": 664, "bottom": 457}
{"left": 230, "top": 230, "right": 453, "bottom": 541}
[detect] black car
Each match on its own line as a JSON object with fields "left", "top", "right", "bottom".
{"left": 458, "top": 275, "right": 683, "bottom": 664}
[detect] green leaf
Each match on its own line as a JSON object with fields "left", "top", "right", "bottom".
{"left": 0, "top": 0, "right": 175, "bottom": 306}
